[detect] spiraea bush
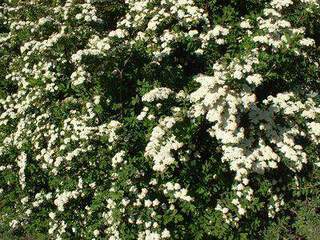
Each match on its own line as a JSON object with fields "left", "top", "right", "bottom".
{"left": 0, "top": 0, "right": 320, "bottom": 239}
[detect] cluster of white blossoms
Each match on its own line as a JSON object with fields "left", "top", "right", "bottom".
{"left": 111, "top": 150, "right": 126, "bottom": 168}
{"left": 268, "top": 194, "right": 285, "bottom": 218}
{"left": 250, "top": 4, "right": 319, "bottom": 52}
{"left": 189, "top": 71, "right": 256, "bottom": 145}
{"left": 163, "top": 182, "right": 193, "bottom": 202}
{"left": 16, "top": 152, "right": 27, "bottom": 190}
{"left": 137, "top": 228, "right": 171, "bottom": 240}
{"left": 270, "top": 0, "right": 293, "bottom": 10}
{"left": 199, "top": 25, "right": 230, "bottom": 49}
{"left": 49, "top": 217, "right": 68, "bottom": 240}
{"left": 54, "top": 190, "right": 80, "bottom": 212}
{"left": 137, "top": 0, "right": 320, "bottom": 227}
{"left": 125, "top": 181, "right": 189, "bottom": 240}
{"left": 137, "top": 106, "right": 149, "bottom": 121}
{"left": 0, "top": 1, "right": 124, "bottom": 238}
{"left": 70, "top": 66, "right": 92, "bottom": 86}
{"left": 271, "top": 0, "right": 319, "bottom": 10}
{"left": 142, "top": 87, "right": 174, "bottom": 103}
{"left": 118, "top": 0, "right": 219, "bottom": 58}
{"left": 145, "top": 116, "right": 183, "bottom": 172}
{"left": 74, "top": 2, "right": 100, "bottom": 22}
{"left": 307, "top": 122, "right": 320, "bottom": 144}
{"left": 246, "top": 74, "right": 263, "bottom": 86}
{"left": 20, "top": 26, "right": 67, "bottom": 57}
{"left": 66, "top": 0, "right": 231, "bottom": 68}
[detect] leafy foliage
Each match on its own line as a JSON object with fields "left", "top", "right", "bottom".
{"left": 0, "top": 0, "right": 320, "bottom": 239}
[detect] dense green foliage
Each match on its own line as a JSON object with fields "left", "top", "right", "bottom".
{"left": 0, "top": 0, "right": 320, "bottom": 239}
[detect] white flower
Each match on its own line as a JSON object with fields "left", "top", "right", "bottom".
{"left": 112, "top": 150, "right": 126, "bottom": 167}
{"left": 232, "top": 199, "right": 240, "bottom": 205}
{"left": 246, "top": 74, "right": 263, "bottom": 86}
{"left": 152, "top": 199, "right": 160, "bottom": 206}
{"left": 240, "top": 20, "right": 252, "bottom": 29}
{"left": 109, "top": 29, "right": 127, "bottom": 38}
{"left": 10, "top": 220, "right": 19, "bottom": 228}
{"left": 93, "top": 229, "right": 100, "bottom": 237}
{"left": 238, "top": 206, "right": 246, "bottom": 215}
{"left": 142, "top": 88, "right": 174, "bottom": 102}
{"left": 49, "top": 212, "right": 56, "bottom": 219}
{"left": 161, "top": 228, "right": 171, "bottom": 238}
{"left": 222, "top": 207, "right": 229, "bottom": 214}
{"left": 144, "top": 199, "right": 153, "bottom": 207}
{"left": 21, "top": 196, "right": 29, "bottom": 204}
{"left": 299, "top": 38, "right": 315, "bottom": 46}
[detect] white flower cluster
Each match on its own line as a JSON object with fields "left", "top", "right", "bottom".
{"left": 102, "top": 198, "right": 121, "bottom": 239}
{"left": 200, "top": 25, "right": 230, "bottom": 47}
{"left": 137, "top": 228, "right": 171, "bottom": 240}
{"left": 248, "top": 5, "right": 318, "bottom": 52}
{"left": 70, "top": 66, "right": 91, "bottom": 86}
{"left": 240, "top": 19, "right": 252, "bottom": 29}
{"left": 54, "top": 190, "right": 80, "bottom": 212}
{"left": 111, "top": 150, "right": 126, "bottom": 168}
{"left": 142, "top": 88, "right": 174, "bottom": 103}
{"left": 189, "top": 72, "right": 255, "bottom": 145}
{"left": 145, "top": 116, "right": 183, "bottom": 172}
{"left": 246, "top": 74, "right": 263, "bottom": 86}
{"left": 71, "top": 0, "right": 230, "bottom": 62}
{"left": 188, "top": 75, "right": 318, "bottom": 224}
{"left": 20, "top": 26, "right": 67, "bottom": 57}
{"left": 16, "top": 152, "right": 27, "bottom": 190}
{"left": 118, "top": 185, "right": 164, "bottom": 239}
{"left": 0, "top": 2, "right": 125, "bottom": 238}
{"left": 268, "top": 194, "right": 285, "bottom": 218}
{"left": 74, "top": 2, "right": 100, "bottom": 22}
{"left": 137, "top": 106, "right": 149, "bottom": 121}
{"left": 136, "top": 0, "right": 319, "bottom": 223}
{"left": 308, "top": 122, "right": 320, "bottom": 144}
{"left": 87, "top": 35, "right": 111, "bottom": 52}
{"left": 270, "top": 0, "right": 293, "bottom": 10}
{"left": 163, "top": 182, "right": 193, "bottom": 202}
{"left": 119, "top": 0, "right": 214, "bottom": 58}
{"left": 71, "top": 48, "right": 102, "bottom": 64}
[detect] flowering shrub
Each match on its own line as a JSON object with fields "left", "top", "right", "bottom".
{"left": 0, "top": 0, "right": 320, "bottom": 239}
